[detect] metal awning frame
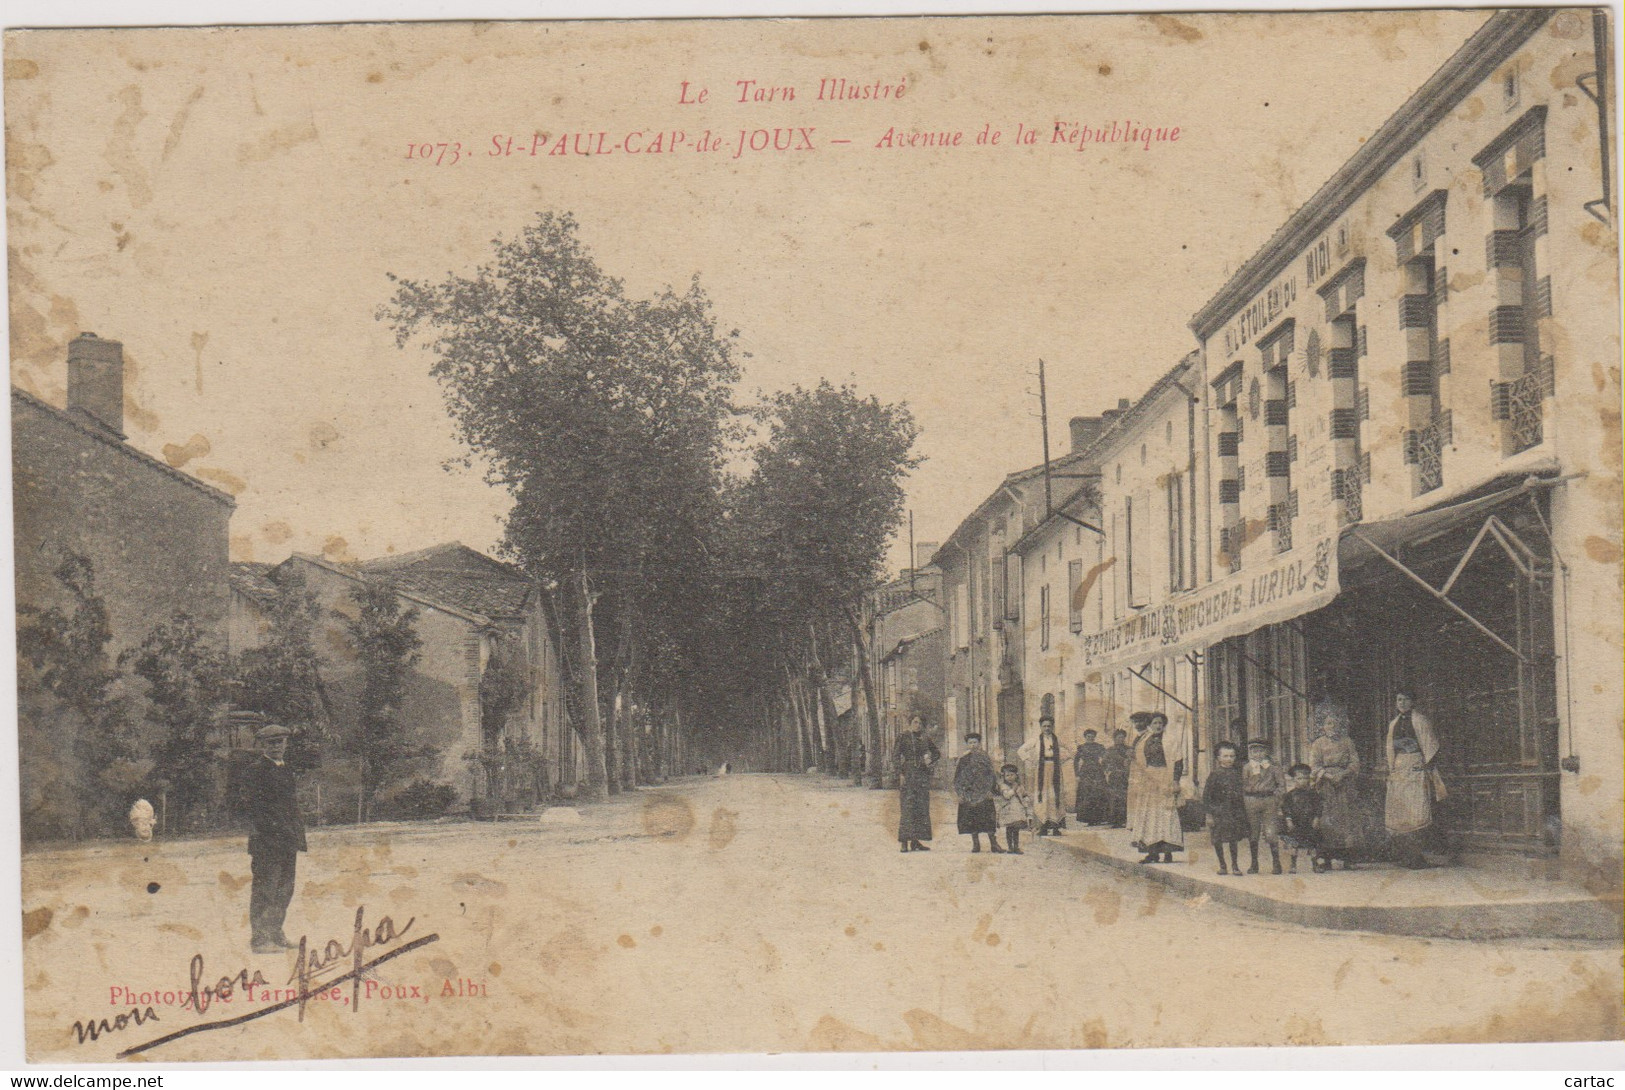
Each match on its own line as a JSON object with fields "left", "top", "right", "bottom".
{"left": 1126, "top": 664, "right": 1194, "bottom": 713}
{"left": 1347, "top": 510, "right": 1550, "bottom": 664}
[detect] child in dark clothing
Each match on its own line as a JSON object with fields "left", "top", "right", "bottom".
{"left": 1203, "top": 741, "right": 1248, "bottom": 875}
{"left": 1280, "top": 763, "right": 1325, "bottom": 873}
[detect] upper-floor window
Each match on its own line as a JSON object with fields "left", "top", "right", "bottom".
{"left": 1068, "top": 559, "right": 1084, "bottom": 634}
{"left": 1124, "top": 495, "right": 1136, "bottom": 606}
{"left": 1039, "top": 584, "right": 1052, "bottom": 651}
{"left": 1166, "top": 472, "right": 1187, "bottom": 592}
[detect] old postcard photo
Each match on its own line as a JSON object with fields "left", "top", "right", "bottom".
{"left": 4, "top": 5, "right": 1621, "bottom": 1065}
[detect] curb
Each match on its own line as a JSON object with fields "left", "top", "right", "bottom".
{"left": 1048, "top": 833, "right": 1624, "bottom": 942}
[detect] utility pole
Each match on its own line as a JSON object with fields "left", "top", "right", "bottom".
{"left": 1037, "top": 358, "right": 1053, "bottom": 517}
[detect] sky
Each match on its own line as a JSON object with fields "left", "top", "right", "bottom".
{"left": 4, "top": 8, "right": 1493, "bottom": 573}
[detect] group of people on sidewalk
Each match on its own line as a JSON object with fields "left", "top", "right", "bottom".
{"left": 893, "top": 693, "right": 1445, "bottom": 871}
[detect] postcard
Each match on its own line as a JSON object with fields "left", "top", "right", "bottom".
{"left": 6, "top": 6, "right": 1621, "bottom": 1064}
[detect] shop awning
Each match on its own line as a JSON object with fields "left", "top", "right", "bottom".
{"left": 1338, "top": 471, "right": 1556, "bottom": 566}
{"left": 1338, "top": 471, "right": 1560, "bottom": 662}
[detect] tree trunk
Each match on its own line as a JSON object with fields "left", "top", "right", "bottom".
{"left": 623, "top": 708, "right": 638, "bottom": 790}
{"left": 806, "top": 626, "right": 836, "bottom": 774}
{"left": 789, "top": 680, "right": 812, "bottom": 772}
{"left": 574, "top": 570, "right": 609, "bottom": 802}
{"left": 843, "top": 605, "right": 883, "bottom": 790}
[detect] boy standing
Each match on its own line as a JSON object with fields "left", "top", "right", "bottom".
{"left": 1242, "top": 738, "right": 1286, "bottom": 875}
{"left": 1281, "top": 763, "right": 1325, "bottom": 873}
{"left": 1202, "top": 741, "right": 1247, "bottom": 875}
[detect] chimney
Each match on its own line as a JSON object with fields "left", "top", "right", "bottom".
{"left": 914, "top": 541, "right": 940, "bottom": 570}
{"left": 1099, "top": 397, "right": 1133, "bottom": 427}
{"left": 66, "top": 333, "right": 125, "bottom": 438}
{"left": 1069, "top": 415, "right": 1106, "bottom": 453}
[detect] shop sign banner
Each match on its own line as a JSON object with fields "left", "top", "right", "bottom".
{"left": 1081, "top": 535, "right": 1338, "bottom": 667}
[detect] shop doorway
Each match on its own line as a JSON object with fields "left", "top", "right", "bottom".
{"left": 1319, "top": 496, "right": 1559, "bottom": 854}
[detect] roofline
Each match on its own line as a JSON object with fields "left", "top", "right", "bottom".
{"left": 1009, "top": 483, "right": 1103, "bottom": 555}
{"left": 881, "top": 627, "right": 945, "bottom": 661}
{"left": 1189, "top": 9, "right": 1551, "bottom": 340}
{"left": 12, "top": 386, "right": 237, "bottom": 508}
{"left": 930, "top": 447, "right": 1097, "bottom": 564}
{"left": 281, "top": 553, "right": 497, "bottom": 627}
{"left": 1074, "top": 355, "right": 1201, "bottom": 464}
{"left": 359, "top": 541, "right": 526, "bottom": 579}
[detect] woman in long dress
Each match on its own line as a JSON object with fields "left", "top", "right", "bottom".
{"left": 893, "top": 716, "right": 939, "bottom": 853}
{"left": 1309, "top": 708, "right": 1362, "bottom": 869}
{"left": 1073, "top": 730, "right": 1109, "bottom": 825}
{"left": 1127, "top": 712, "right": 1187, "bottom": 863}
{"left": 1384, "top": 691, "right": 1440, "bottom": 869}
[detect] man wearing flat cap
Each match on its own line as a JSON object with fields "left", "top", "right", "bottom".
{"left": 242, "top": 724, "right": 307, "bottom": 954}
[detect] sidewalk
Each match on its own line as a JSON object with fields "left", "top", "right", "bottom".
{"left": 1038, "top": 822, "right": 1623, "bottom": 941}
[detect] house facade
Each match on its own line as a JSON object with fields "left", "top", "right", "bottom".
{"left": 1184, "top": 9, "right": 1619, "bottom": 878}
{"left": 932, "top": 416, "right": 1111, "bottom": 768}
{"left": 1017, "top": 357, "right": 1206, "bottom": 774}
{"left": 13, "top": 334, "right": 235, "bottom": 658}
{"left": 230, "top": 544, "right": 575, "bottom": 817}
{"left": 865, "top": 557, "right": 947, "bottom": 784}
{"left": 14, "top": 334, "right": 236, "bottom": 839}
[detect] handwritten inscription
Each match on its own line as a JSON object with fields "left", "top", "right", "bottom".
{"left": 95, "top": 906, "right": 434, "bottom": 1058}
{"left": 70, "top": 1005, "right": 160, "bottom": 1046}
{"left": 287, "top": 905, "right": 415, "bottom": 1021}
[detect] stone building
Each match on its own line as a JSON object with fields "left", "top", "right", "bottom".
{"left": 864, "top": 552, "right": 947, "bottom": 783}
{"left": 1015, "top": 357, "right": 1206, "bottom": 776}
{"left": 230, "top": 543, "right": 575, "bottom": 817}
{"left": 14, "top": 334, "right": 236, "bottom": 839}
{"left": 931, "top": 413, "right": 1112, "bottom": 767}
{"left": 1183, "top": 9, "right": 1618, "bottom": 877}
{"left": 13, "top": 334, "right": 234, "bottom": 658}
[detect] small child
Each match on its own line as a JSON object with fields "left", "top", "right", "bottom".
{"left": 1280, "top": 763, "right": 1325, "bottom": 873}
{"left": 995, "top": 763, "right": 1036, "bottom": 855}
{"left": 1202, "top": 741, "right": 1247, "bottom": 875}
{"left": 1243, "top": 738, "right": 1287, "bottom": 874}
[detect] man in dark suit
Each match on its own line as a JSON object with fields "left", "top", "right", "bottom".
{"left": 243, "top": 724, "right": 307, "bottom": 954}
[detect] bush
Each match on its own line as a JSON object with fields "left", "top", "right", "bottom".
{"left": 388, "top": 779, "right": 457, "bottom": 820}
